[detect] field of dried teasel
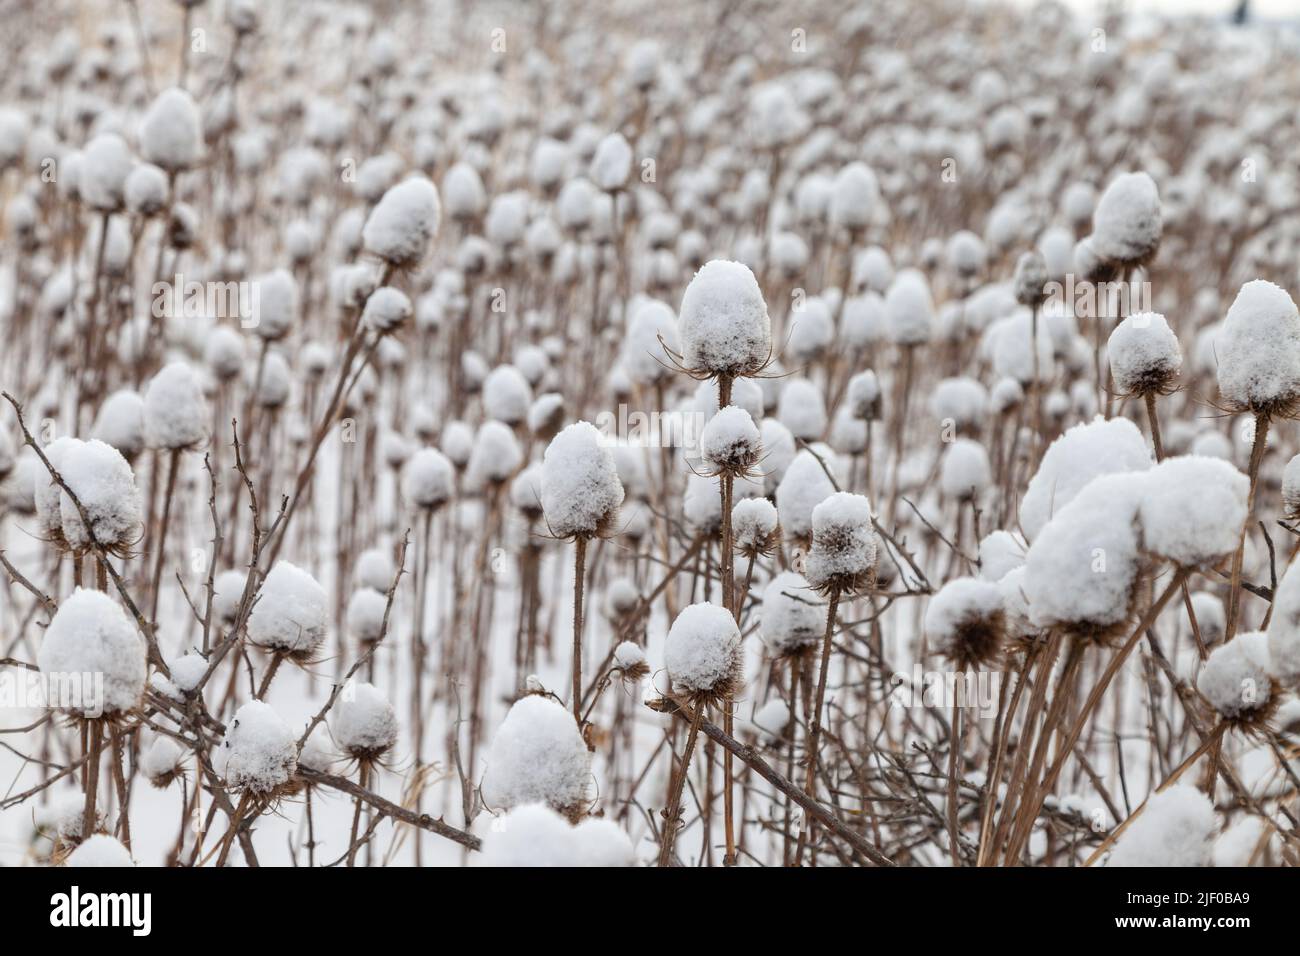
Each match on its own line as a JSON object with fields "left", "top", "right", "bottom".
{"left": 1, "top": 0, "right": 1300, "bottom": 872}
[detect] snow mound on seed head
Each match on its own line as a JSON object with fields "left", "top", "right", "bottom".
{"left": 759, "top": 571, "right": 826, "bottom": 655}
{"left": 677, "top": 260, "right": 771, "bottom": 377}
{"left": 623, "top": 299, "right": 680, "bottom": 385}
{"left": 805, "top": 492, "right": 877, "bottom": 591}
{"left": 924, "top": 577, "right": 1004, "bottom": 661}
{"left": 402, "top": 447, "right": 453, "bottom": 509}
{"left": 38, "top": 588, "right": 146, "bottom": 716}
{"left": 1023, "top": 472, "right": 1145, "bottom": 634}
{"left": 1019, "top": 416, "right": 1151, "bottom": 541}
{"left": 1092, "top": 171, "right": 1161, "bottom": 265}
{"left": 143, "top": 361, "right": 208, "bottom": 450}
{"left": 1137, "top": 456, "right": 1246, "bottom": 568}
{"left": 1107, "top": 785, "right": 1216, "bottom": 867}
{"left": 775, "top": 448, "right": 838, "bottom": 540}
{"left": 1197, "top": 631, "right": 1272, "bottom": 720}
{"left": 540, "top": 421, "right": 624, "bottom": 538}
{"left": 59, "top": 438, "right": 141, "bottom": 552}
{"left": 66, "top": 834, "right": 135, "bottom": 867}
{"left": 476, "top": 803, "right": 634, "bottom": 867}
{"left": 362, "top": 176, "right": 441, "bottom": 266}
{"left": 216, "top": 700, "right": 298, "bottom": 794}
{"left": 665, "top": 602, "right": 742, "bottom": 695}
{"left": 139, "top": 87, "right": 202, "bottom": 171}
{"left": 701, "top": 404, "right": 760, "bottom": 471}
{"left": 732, "top": 497, "right": 778, "bottom": 552}
{"left": 1267, "top": 561, "right": 1300, "bottom": 686}
{"left": 332, "top": 681, "right": 398, "bottom": 756}
{"left": 480, "top": 695, "right": 591, "bottom": 813}
{"left": 246, "top": 561, "right": 328, "bottom": 655}
{"left": 1107, "top": 311, "right": 1181, "bottom": 396}
{"left": 1216, "top": 279, "right": 1300, "bottom": 412}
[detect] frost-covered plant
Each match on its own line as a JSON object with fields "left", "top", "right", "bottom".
{"left": 675, "top": 259, "right": 772, "bottom": 380}
{"left": 758, "top": 571, "right": 826, "bottom": 658}
{"left": 1106, "top": 785, "right": 1215, "bottom": 868}
{"left": 246, "top": 561, "right": 328, "bottom": 663}
{"left": 924, "top": 577, "right": 1005, "bottom": 670}
{"left": 541, "top": 421, "right": 624, "bottom": 720}
{"left": 480, "top": 695, "right": 591, "bottom": 817}
{"left": 1196, "top": 632, "right": 1274, "bottom": 727}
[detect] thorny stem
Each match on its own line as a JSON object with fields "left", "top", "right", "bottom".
{"left": 1225, "top": 412, "right": 1269, "bottom": 642}
{"left": 572, "top": 535, "right": 588, "bottom": 725}
{"left": 658, "top": 696, "right": 705, "bottom": 867}
{"left": 794, "top": 584, "right": 840, "bottom": 866}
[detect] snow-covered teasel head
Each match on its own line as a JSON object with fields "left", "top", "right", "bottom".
{"left": 141, "top": 735, "right": 186, "bottom": 789}
{"left": 1091, "top": 171, "right": 1162, "bottom": 268}
{"left": 1012, "top": 251, "right": 1049, "bottom": 309}
{"left": 246, "top": 561, "right": 328, "bottom": 661}
{"left": 732, "top": 496, "right": 780, "bottom": 558}
{"left": 540, "top": 421, "right": 624, "bottom": 539}
{"left": 846, "top": 370, "right": 882, "bottom": 421}
{"left": 38, "top": 588, "right": 146, "bottom": 718}
{"left": 483, "top": 364, "right": 533, "bottom": 426}
{"left": 939, "top": 438, "right": 991, "bottom": 503}
{"left": 884, "top": 269, "right": 934, "bottom": 346}
{"left": 480, "top": 694, "right": 591, "bottom": 818}
{"left": 700, "top": 404, "right": 761, "bottom": 477}
{"left": 143, "top": 362, "right": 208, "bottom": 451}
{"left": 1105, "top": 785, "right": 1216, "bottom": 867}
{"left": 362, "top": 176, "right": 441, "bottom": 268}
{"left": 346, "top": 588, "right": 389, "bottom": 645}
{"left": 332, "top": 681, "right": 399, "bottom": 764}
{"left": 805, "top": 492, "right": 878, "bottom": 595}
{"left": 665, "top": 602, "right": 743, "bottom": 700}
{"left": 58, "top": 438, "right": 142, "bottom": 556}
{"left": 216, "top": 700, "right": 299, "bottom": 797}
{"left": 1215, "top": 279, "right": 1300, "bottom": 417}
{"left": 139, "top": 87, "right": 202, "bottom": 172}
{"left": 1020, "top": 416, "right": 1151, "bottom": 541}
{"left": 759, "top": 571, "right": 826, "bottom": 658}
{"left": 1107, "top": 311, "right": 1182, "bottom": 398}
{"left": 466, "top": 420, "right": 523, "bottom": 490}
{"left": 402, "top": 447, "right": 453, "bottom": 511}
{"left": 361, "top": 285, "right": 411, "bottom": 335}
{"left": 1023, "top": 472, "right": 1147, "bottom": 642}
{"left": 924, "top": 577, "right": 1005, "bottom": 670}
{"left": 1197, "top": 631, "right": 1274, "bottom": 728}
{"left": 676, "top": 260, "right": 772, "bottom": 379}
{"left": 475, "top": 803, "right": 634, "bottom": 867}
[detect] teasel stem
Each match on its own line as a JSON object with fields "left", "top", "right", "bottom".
{"left": 346, "top": 763, "right": 370, "bottom": 867}
{"left": 794, "top": 583, "right": 840, "bottom": 866}
{"left": 658, "top": 696, "right": 705, "bottom": 867}
{"left": 111, "top": 724, "right": 131, "bottom": 850}
{"left": 947, "top": 701, "right": 963, "bottom": 865}
{"left": 1143, "top": 391, "right": 1164, "bottom": 461}
{"left": 1011, "top": 569, "right": 1188, "bottom": 861}
{"left": 149, "top": 448, "right": 182, "bottom": 622}
{"left": 82, "top": 719, "right": 102, "bottom": 841}
{"left": 216, "top": 790, "right": 250, "bottom": 867}
{"left": 1225, "top": 412, "right": 1269, "bottom": 642}
{"left": 255, "top": 650, "right": 284, "bottom": 699}
{"left": 572, "top": 535, "right": 588, "bottom": 724}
